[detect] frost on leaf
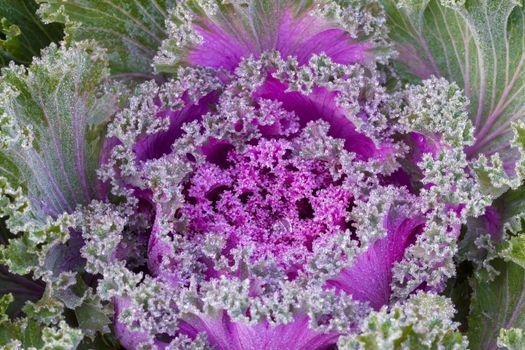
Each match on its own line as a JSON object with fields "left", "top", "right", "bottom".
{"left": 384, "top": 0, "right": 525, "bottom": 201}
{"left": 400, "top": 77, "right": 474, "bottom": 149}
{"left": 0, "top": 41, "right": 123, "bottom": 348}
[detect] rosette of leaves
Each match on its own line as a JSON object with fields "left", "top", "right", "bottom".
{"left": 0, "top": 0, "right": 522, "bottom": 349}
{"left": 75, "top": 1, "right": 484, "bottom": 348}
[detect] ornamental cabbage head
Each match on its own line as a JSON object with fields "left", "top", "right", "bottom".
{"left": 74, "top": 3, "right": 487, "bottom": 348}
{"left": 0, "top": 0, "right": 505, "bottom": 349}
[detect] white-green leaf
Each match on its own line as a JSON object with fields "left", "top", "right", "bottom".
{"left": 498, "top": 328, "right": 525, "bottom": 350}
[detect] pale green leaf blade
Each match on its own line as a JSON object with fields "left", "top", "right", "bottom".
{"left": 0, "top": 41, "right": 119, "bottom": 217}
{"left": 338, "top": 292, "right": 468, "bottom": 349}
{"left": 37, "top": 0, "right": 177, "bottom": 75}
{"left": 0, "top": 294, "right": 81, "bottom": 350}
{"left": 74, "top": 293, "right": 112, "bottom": 340}
{"left": 500, "top": 234, "right": 525, "bottom": 268}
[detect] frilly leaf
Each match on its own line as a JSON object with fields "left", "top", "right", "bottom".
{"left": 338, "top": 291, "right": 468, "bottom": 350}
{"left": 40, "top": 321, "right": 83, "bottom": 350}
{"left": 0, "top": 0, "right": 63, "bottom": 67}
{"left": 0, "top": 41, "right": 119, "bottom": 218}
{"left": 0, "top": 293, "right": 13, "bottom": 323}
{"left": 37, "top": 0, "right": 177, "bottom": 75}
{"left": 0, "top": 47, "right": 118, "bottom": 326}
{"left": 383, "top": 0, "right": 525, "bottom": 194}
{"left": 0, "top": 292, "right": 82, "bottom": 349}
{"left": 500, "top": 234, "right": 525, "bottom": 268}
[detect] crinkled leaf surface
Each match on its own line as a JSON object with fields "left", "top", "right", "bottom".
{"left": 338, "top": 292, "right": 468, "bottom": 349}
{"left": 0, "top": 0, "right": 63, "bottom": 67}
{"left": 468, "top": 235, "right": 525, "bottom": 350}
{"left": 383, "top": 0, "right": 525, "bottom": 175}
{"left": 0, "top": 41, "right": 119, "bottom": 217}
{"left": 37, "top": 0, "right": 177, "bottom": 75}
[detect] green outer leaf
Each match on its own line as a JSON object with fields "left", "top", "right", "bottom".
{"left": 77, "top": 331, "right": 121, "bottom": 350}
{"left": 74, "top": 293, "right": 112, "bottom": 340}
{"left": 443, "top": 260, "right": 473, "bottom": 332}
{"left": 37, "top": 0, "right": 176, "bottom": 75}
{"left": 492, "top": 186, "right": 525, "bottom": 232}
{"left": 0, "top": 295, "right": 44, "bottom": 348}
{"left": 0, "top": 0, "right": 63, "bottom": 66}
{"left": 382, "top": 0, "right": 525, "bottom": 173}
{"left": 0, "top": 41, "right": 119, "bottom": 217}
{"left": 468, "top": 258, "right": 525, "bottom": 350}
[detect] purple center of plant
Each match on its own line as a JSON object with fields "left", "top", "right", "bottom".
{"left": 182, "top": 138, "right": 351, "bottom": 274}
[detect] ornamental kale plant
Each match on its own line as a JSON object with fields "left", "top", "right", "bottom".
{"left": 0, "top": 1, "right": 524, "bottom": 349}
